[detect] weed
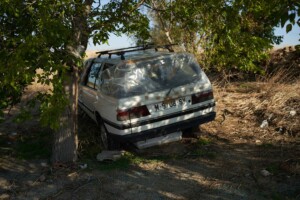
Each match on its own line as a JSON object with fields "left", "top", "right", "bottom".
{"left": 98, "top": 152, "right": 147, "bottom": 170}
{"left": 13, "top": 108, "right": 32, "bottom": 123}
{"left": 266, "top": 164, "right": 280, "bottom": 175}
{"left": 0, "top": 136, "right": 13, "bottom": 155}
{"left": 16, "top": 131, "right": 52, "bottom": 159}
{"left": 94, "top": 152, "right": 162, "bottom": 171}
{"left": 16, "top": 141, "right": 51, "bottom": 159}
{"left": 77, "top": 113, "right": 104, "bottom": 160}
{"left": 236, "top": 82, "right": 261, "bottom": 93}
{"left": 270, "top": 193, "right": 285, "bottom": 200}
{"left": 259, "top": 66, "right": 295, "bottom": 85}
{"left": 0, "top": 136, "right": 7, "bottom": 146}
{"left": 192, "top": 149, "right": 217, "bottom": 159}
{"left": 96, "top": 157, "right": 132, "bottom": 171}
{"left": 0, "top": 112, "right": 4, "bottom": 123}
{"left": 146, "top": 155, "right": 173, "bottom": 161}
{"left": 185, "top": 137, "right": 217, "bottom": 159}
{"left": 261, "top": 142, "right": 274, "bottom": 148}
{"left": 78, "top": 139, "right": 102, "bottom": 160}
{"left": 197, "top": 137, "right": 212, "bottom": 146}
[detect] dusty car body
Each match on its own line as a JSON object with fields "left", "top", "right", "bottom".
{"left": 79, "top": 45, "right": 216, "bottom": 149}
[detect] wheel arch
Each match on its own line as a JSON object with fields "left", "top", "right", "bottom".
{"left": 94, "top": 111, "right": 102, "bottom": 125}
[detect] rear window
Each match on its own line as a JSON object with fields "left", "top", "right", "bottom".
{"left": 100, "top": 53, "right": 204, "bottom": 98}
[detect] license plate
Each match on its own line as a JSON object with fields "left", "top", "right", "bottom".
{"left": 152, "top": 96, "right": 190, "bottom": 112}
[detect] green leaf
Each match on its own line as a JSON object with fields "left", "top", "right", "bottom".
{"left": 295, "top": 45, "right": 300, "bottom": 51}
{"left": 286, "top": 24, "right": 293, "bottom": 33}
{"left": 281, "top": 14, "right": 289, "bottom": 28}
{"left": 289, "top": 13, "right": 296, "bottom": 24}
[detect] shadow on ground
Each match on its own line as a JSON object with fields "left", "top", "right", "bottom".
{"left": 1, "top": 112, "right": 299, "bottom": 200}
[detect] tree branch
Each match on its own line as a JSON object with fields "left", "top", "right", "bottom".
{"left": 142, "top": 2, "right": 166, "bottom": 11}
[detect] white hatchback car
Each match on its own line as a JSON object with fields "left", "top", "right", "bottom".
{"left": 79, "top": 45, "right": 216, "bottom": 149}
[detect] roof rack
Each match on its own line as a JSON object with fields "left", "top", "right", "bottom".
{"left": 96, "top": 44, "right": 177, "bottom": 60}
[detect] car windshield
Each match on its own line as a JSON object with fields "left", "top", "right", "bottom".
{"left": 99, "top": 52, "right": 204, "bottom": 98}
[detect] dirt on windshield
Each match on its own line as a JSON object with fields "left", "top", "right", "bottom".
{"left": 0, "top": 47, "right": 300, "bottom": 200}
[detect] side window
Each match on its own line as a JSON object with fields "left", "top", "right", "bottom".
{"left": 80, "top": 60, "right": 91, "bottom": 84}
{"left": 86, "top": 63, "right": 102, "bottom": 89}
{"left": 100, "top": 63, "right": 115, "bottom": 81}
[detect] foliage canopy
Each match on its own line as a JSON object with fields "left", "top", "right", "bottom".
{"left": 0, "top": 0, "right": 149, "bottom": 127}
{"left": 146, "top": 0, "right": 300, "bottom": 72}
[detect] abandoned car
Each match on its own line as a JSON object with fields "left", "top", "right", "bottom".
{"left": 79, "top": 45, "right": 216, "bottom": 149}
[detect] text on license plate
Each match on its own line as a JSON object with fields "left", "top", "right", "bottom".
{"left": 153, "top": 97, "right": 190, "bottom": 112}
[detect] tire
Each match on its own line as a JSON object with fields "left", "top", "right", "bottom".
{"left": 99, "top": 120, "right": 109, "bottom": 150}
{"left": 97, "top": 117, "right": 120, "bottom": 150}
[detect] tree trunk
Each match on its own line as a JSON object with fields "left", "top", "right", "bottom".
{"left": 51, "top": 0, "right": 92, "bottom": 164}
{"left": 51, "top": 68, "right": 79, "bottom": 163}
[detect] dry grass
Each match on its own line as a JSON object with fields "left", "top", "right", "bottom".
{"left": 209, "top": 66, "right": 300, "bottom": 143}
{"left": 257, "top": 68, "right": 299, "bottom": 109}
{"left": 85, "top": 50, "right": 97, "bottom": 59}
{"left": 21, "top": 69, "right": 52, "bottom": 105}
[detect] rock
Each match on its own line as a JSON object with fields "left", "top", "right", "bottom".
{"left": 10, "top": 132, "right": 18, "bottom": 136}
{"left": 67, "top": 172, "right": 78, "bottom": 178}
{"left": 255, "top": 140, "right": 262, "bottom": 144}
{"left": 275, "top": 127, "right": 286, "bottom": 134}
{"left": 96, "top": 150, "right": 125, "bottom": 161}
{"left": 268, "top": 113, "right": 274, "bottom": 121}
{"left": 260, "top": 169, "right": 272, "bottom": 177}
{"left": 8, "top": 132, "right": 18, "bottom": 141}
{"left": 39, "top": 174, "right": 46, "bottom": 182}
{"left": 40, "top": 162, "right": 49, "bottom": 168}
{"left": 290, "top": 110, "right": 296, "bottom": 116}
{"left": 0, "top": 194, "right": 10, "bottom": 200}
{"left": 260, "top": 120, "right": 268, "bottom": 128}
{"left": 0, "top": 177, "right": 10, "bottom": 190}
{"left": 79, "top": 163, "right": 87, "bottom": 169}
{"left": 133, "top": 171, "right": 145, "bottom": 177}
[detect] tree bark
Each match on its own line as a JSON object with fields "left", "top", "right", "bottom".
{"left": 51, "top": 0, "right": 93, "bottom": 164}
{"left": 51, "top": 68, "right": 79, "bottom": 163}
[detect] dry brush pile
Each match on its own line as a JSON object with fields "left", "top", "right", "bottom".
{"left": 203, "top": 46, "right": 300, "bottom": 146}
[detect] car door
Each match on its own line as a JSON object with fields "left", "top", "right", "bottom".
{"left": 79, "top": 62, "right": 102, "bottom": 119}
{"left": 94, "top": 62, "right": 118, "bottom": 122}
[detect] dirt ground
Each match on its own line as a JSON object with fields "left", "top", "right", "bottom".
{"left": 0, "top": 49, "right": 300, "bottom": 200}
